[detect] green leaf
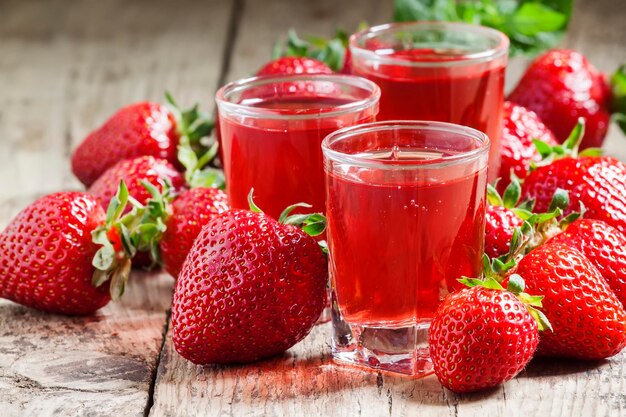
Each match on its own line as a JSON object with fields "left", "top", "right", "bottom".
{"left": 502, "top": 175, "right": 521, "bottom": 208}
{"left": 610, "top": 65, "right": 626, "bottom": 131}
{"left": 278, "top": 202, "right": 313, "bottom": 224}
{"left": 458, "top": 277, "right": 486, "bottom": 288}
{"left": 318, "top": 240, "right": 329, "bottom": 255}
{"left": 247, "top": 189, "right": 263, "bottom": 213}
{"left": 512, "top": 207, "right": 533, "bottom": 220}
{"left": 528, "top": 306, "right": 553, "bottom": 332}
{"left": 303, "top": 221, "right": 326, "bottom": 237}
{"left": 533, "top": 139, "right": 554, "bottom": 159}
{"left": 517, "top": 198, "right": 535, "bottom": 212}
{"left": 506, "top": 273, "right": 525, "bottom": 293}
{"left": 510, "top": 3, "right": 566, "bottom": 36}
{"left": 517, "top": 292, "right": 544, "bottom": 308}
{"left": 91, "top": 269, "right": 111, "bottom": 288}
{"left": 579, "top": 147, "right": 604, "bottom": 157}
{"left": 487, "top": 183, "right": 504, "bottom": 206}
{"left": 548, "top": 188, "right": 569, "bottom": 212}
{"left": 562, "top": 118, "right": 585, "bottom": 151}
{"left": 178, "top": 144, "right": 198, "bottom": 172}
{"left": 109, "top": 258, "right": 131, "bottom": 300}
{"left": 92, "top": 246, "right": 116, "bottom": 271}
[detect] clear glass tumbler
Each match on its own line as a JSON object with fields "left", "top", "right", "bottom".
{"left": 323, "top": 121, "right": 490, "bottom": 376}
{"left": 349, "top": 22, "right": 508, "bottom": 182}
{"left": 216, "top": 74, "right": 380, "bottom": 220}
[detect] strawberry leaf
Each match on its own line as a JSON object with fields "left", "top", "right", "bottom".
{"left": 487, "top": 183, "right": 504, "bottom": 206}
{"left": 548, "top": 188, "right": 569, "bottom": 213}
{"left": 506, "top": 273, "right": 525, "bottom": 293}
{"left": 528, "top": 305, "right": 553, "bottom": 332}
{"left": 502, "top": 175, "right": 521, "bottom": 208}
{"left": 610, "top": 65, "right": 626, "bottom": 135}
{"left": 247, "top": 189, "right": 263, "bottom": 213}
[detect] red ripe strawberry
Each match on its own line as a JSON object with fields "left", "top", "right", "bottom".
{"left": 522, "top": 156, "right": 626, "bottom": 234}
{"left": 515, "top": 243, "right": 626, "bottom": 359}
{"left": 72, "top": 102, "right": 180, "bottom": 187}
{"left": 498, "top": 101, "right": 557, "bottom": 191}
{"left": 256, "top": 57, "right": 333, "bottom": 76}
{"left": 160, "top": 187, "right": 229, "bottom": 278}
{"left": 0, "top": 190, "right": 136, "bottom": 315}
{"left": 485, "top": 205, "right": 524, "bottom": 259}
{"left": 88, "top": 156, "right": 184, "bottom": 210}
{"left": 171, "top": 208, "right": 327, "bottom": 365}
{"left": 508, "top": 49, "right": 612, "bottom": 149}
{"left": 549, "top": 219, "right": 626, "bottom": 308}
{"left": 429, "top": 277, "right": 543, "bottom": 393}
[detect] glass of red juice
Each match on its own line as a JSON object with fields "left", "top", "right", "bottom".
{"left": 215, "top": 74, "right": 380, "bottom": 219}
{"left": 350, "top": 22, "right": 508, "bottom": 182}
{"left": 323, "top": 121, "right": 490, "bottom": 377}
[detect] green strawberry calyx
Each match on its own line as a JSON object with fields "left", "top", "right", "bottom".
{"left": 532, "top": 118, "right": 602, "bottom": 169}
{"left": 247, "top": 189, "right": 328, "bottom": 253}
{"left": 273, "top": 28, "right": 351, "bottom": 72}
{"left": 458, "top": 275, "right": 552, "bottom": 331}
{"left": 165, "top": 92, "right": 225, "bottom": 190}
{"left": 611, "top": 64, "right": 626, "bottom": 135}
{"left": 91, "top": 181, "right": 139, "bottom": 300}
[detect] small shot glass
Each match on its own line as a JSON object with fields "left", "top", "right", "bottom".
{"left": 349, "top": 22, "right": 508, "bottom": 181}
{"left": 323, "top": 120, "right": 490, "bottom": 377}
{"left": 215, "top": 74, "right": 380, "bottom": 220}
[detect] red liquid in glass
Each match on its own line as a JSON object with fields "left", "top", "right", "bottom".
{"left": 220, "top": 97, "right": 375, "bottom": 219}
{"left": 352, "top": 49, "right": 505, "bottom": 180}
{"left": 327, "top": 159, "right": 486, "bottom": 324}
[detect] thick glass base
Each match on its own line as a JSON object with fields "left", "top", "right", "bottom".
{"left": 331, "top": 305, "right": 434, "bottom": 377}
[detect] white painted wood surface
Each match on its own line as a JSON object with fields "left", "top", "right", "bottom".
{"left": 1, "top": 1, "right": 625, "bottom": 416}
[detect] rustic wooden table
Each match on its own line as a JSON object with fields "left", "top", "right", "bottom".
{"left": 1, "top": 1, "right": 625, "bottom": 416}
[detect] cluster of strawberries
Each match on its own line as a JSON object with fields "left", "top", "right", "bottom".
{"left": 1, "top": 32, "right": 626, "bottom": 396}
{"left": 0, "top": 64, "right": 332, "bottom": 368}
{"left": 433, "top": 50, "right": 626, "bottom": 392}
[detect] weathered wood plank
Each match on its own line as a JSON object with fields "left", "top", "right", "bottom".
{"left": 0, "top": 0, "right": 232, "bottom": 415}
{"left": 151, "top": 322, "right": 626, "bottom": 417}
{"left": 150, "top": 1, "right": 626, "bottom": 417}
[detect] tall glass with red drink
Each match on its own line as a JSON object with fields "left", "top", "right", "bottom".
{"left": 350, "top": 22, "right": 508, "bottom": 181}
{"left": 216, "top": 75, "right": 380, "bottom": 219}
{"left": 323, "top": 121, "right": 490, "bottom": 376}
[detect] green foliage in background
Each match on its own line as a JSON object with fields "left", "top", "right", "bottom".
{"left": 393, "top": 0, "right": 573, "bottom": 56}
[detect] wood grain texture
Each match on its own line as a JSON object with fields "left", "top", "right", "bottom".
{"left": 0, "top": 271, "right": 174, "bottom": 417}
{"left": 151, "top": 322, "right": 626, "bottom": 417}
{"left": 0, "top": 0, "right": 232, "bottom": 416}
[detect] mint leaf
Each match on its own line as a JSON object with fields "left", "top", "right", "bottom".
{"left": 511, "top": 3, "right": 567, "bottom": 36}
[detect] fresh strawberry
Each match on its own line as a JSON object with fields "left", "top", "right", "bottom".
{"left": 257, "top": 56, "right": 333, "bottom": 76}
{"left": 88, "top": 156, "right": 185, "bottom": 210}
{"left": 429, "top": 276, "right": 547, "bottom": 393}
{"left": 0, "top": 185, "right": 137, "bottom": 315}
{"left": 272, "top": 28, "right": 349, "bottom": 73}
{"left": 71, "top": 97, "right": 215, "bottom": 187}
{"left": 514, "top": 242, "right": 626, "bottom": 359}
{"left": 549, "top": 219, "right": 626, "bottom": 308}
{"left": 522, "top": 155, "right": 626, "bottom": 234}
{"left": 485, "top": 205, "right": 524, "bottom": 259}
{"left": 508, "top": 49, "right": 624, "bottom": 149}
{"left": 498, "top": 101, "right": 557, "bottom": 191}
{"left": 171, "top": 201, "right": 327, "bottom": 365}
{"left": 160, "top": 187, "right": 229, "bottom": 278}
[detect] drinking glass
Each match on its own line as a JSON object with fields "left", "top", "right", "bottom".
{"left": 323, "top": 120, "right": 490, "bottom": 376}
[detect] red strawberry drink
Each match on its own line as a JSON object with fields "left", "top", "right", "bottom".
{"left": 350, "top": 22, "right": 508, "bottom": 182}
{"left": 323, "top": 121, "right": 490, "bottom": 376}
{"left": 216, "top": 75, "right": 380, "bottom": 220}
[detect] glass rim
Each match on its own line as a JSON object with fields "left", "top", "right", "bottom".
{"left": 215, "top": 74, "right": 381, "bottom": 120}
{"left": 322, "top": 120, "right": 491, "bottom": 170}
{"left": 349, "top": 21, "right": 509, "bottom": 68}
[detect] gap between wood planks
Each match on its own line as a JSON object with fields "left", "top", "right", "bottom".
{"left": 141, "top": 0, "right": 245, "bottom": 415}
